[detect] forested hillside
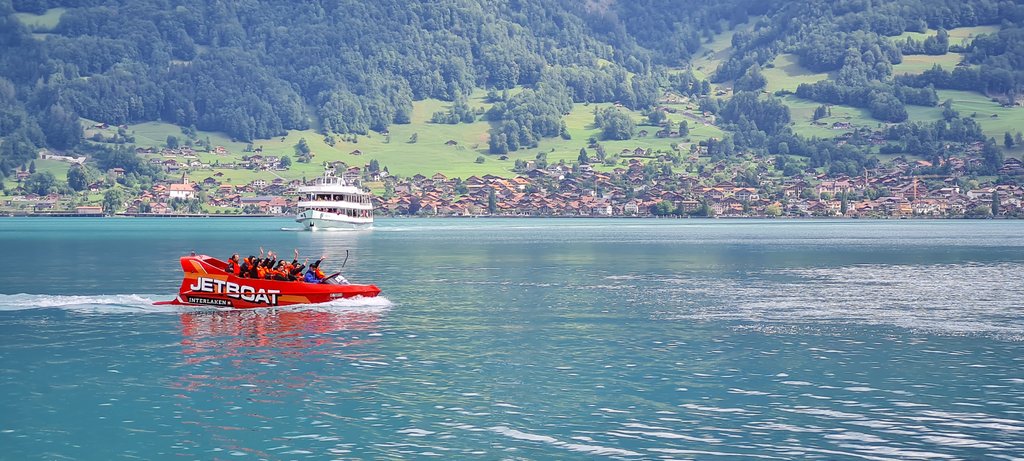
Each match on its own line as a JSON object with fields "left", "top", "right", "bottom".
{"left": 2, "top": 0, "right": 1024, "bottom": 187}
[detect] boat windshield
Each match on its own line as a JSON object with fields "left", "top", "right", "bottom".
{"left": 320, "top": 273, "right": 350, "bottom": 285}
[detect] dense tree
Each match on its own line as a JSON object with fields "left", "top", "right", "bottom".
{"left": 23, "top": 171, "right": 55, "bottom": 195}
{"left": 103, "top": 188, "right": 124, "bottom": 213}
{"left": 594, "top": 107, "right": 636, "bottom": 141}
{"left": 67, "top": 166, "right": 87, "bottom": 191}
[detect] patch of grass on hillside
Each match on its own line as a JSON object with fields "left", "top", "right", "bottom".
{"left": 889, "top": 25, "right": 1000, "bottom": 46}
{"left": 131, "top": 122, "right": 247, "bottom": 152}
{"left": 1, "top": 159, "right": 72, "bottom": 192}
{"left": 898, "top": 91, "right": 1024, "bottom": 144}
{"left": 690, "top": 25, "right": 740, "bottom": 81}
{"left": 937, "top": 90, "right": 1024, "bottom": 141}
{"left": 123, "top": 87, "right": 725, "bottom": 183}
{"left": 33, "top": 159, "right": 72, "bottom": 180}
{"left": 892, "top": 53, "right": 965, "bottom": 75}
{"left": 13, "top": 8, "right": 66, "bottom": 31}
{"left": 783, "top": 95, "right": 877, "bottom": 138}
{"left": 762, "top": 54, "right": 830, "bottom": 92}
{"left": 781, "top": 89, "right": 1024, "bottom": 152}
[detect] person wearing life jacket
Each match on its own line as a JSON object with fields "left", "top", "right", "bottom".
{"left": 302, "top": 255, "right": 324, "bottom": 283}
{"left": 304, "top": 266, "right": 326, "bottom": 283}
{"left": 225, "top": 254, "right": 241, "bottom": 276}
{"left": 271, "top": 260, "right": 290, "bottom": 281}
{"left": 239, "top": 255, "right": 256, "bottom": 278}
{"left": 289, "top": 259, "right": 306, "bottom": 281}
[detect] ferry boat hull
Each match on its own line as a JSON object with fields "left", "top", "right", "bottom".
{"left": 296, "top": 209, "right": 373, "bottom": 231}
{"left": 294, "top": 168, "right": 374, "bottom": 231}
{"left": 155, "top": 255, "right": 381, "bottom": 309}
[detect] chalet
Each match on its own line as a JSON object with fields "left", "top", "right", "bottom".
{"left": 343, "top": 167, "right": 361, "bottom": 184}
{"left": 445, "top": 140, "right": 458, "bottom": 146}
{"left": 350, "top": 149, "right": 363, "bottom": 156}
{"left": 266, "top": 197, "right": 288, "bottom": 215}
{"left": 734, "top": 188, "right": 759, "bottom": 202}
{"left": 249, "top": 179, "right": 268, "bottom": 189}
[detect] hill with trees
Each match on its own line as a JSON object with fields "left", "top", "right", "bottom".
{"left": 2, "top": 0, "right": 1024, "bottom": 194}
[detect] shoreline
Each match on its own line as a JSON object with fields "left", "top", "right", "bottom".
{"left": 0, "top": 213, "right": 1006, "bottom": 220}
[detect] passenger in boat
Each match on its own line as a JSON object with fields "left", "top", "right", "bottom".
{"left": 239, "top": 255, "right": 257, "bottom": 278}
{"left": 272, "top": 260, "right": 293, "bottom": 281}
{"left": 225, "top": 254, "right": 241, "bottom": 275}
{"left": 284, "top": 248, "right": 303, "bottom": 280}
{"left": 304, "top": 255, "right": 327, "bottom": 283}
{"left": 256, "top": 249, "right": 279, "bottom": 279}
{"left": 289, "top": 260, "right": 306, "bottom": 280}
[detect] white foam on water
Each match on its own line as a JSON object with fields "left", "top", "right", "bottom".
{"left": 0, "top": 293, "right": 178, "bottom": 313}
{"left": 0, "top": 293, "right": 393, "bottom": 314}
{"left": 488, "top": 426, "right": 642, "bottom": 457}
{"left": 653, "top": 262, "right": 1024, "bottom": 340}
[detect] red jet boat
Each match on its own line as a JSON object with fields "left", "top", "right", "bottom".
{"left": 155, "top": 254, "right": 381, "bottom": 309}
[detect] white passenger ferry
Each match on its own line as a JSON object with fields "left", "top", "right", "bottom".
{"left": 295, "top": 168, "right": 373, "bottom": 230}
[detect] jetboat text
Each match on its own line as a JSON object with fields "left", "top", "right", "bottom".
{"left": 189, "top": 277, "right": 280, "bottom": 305}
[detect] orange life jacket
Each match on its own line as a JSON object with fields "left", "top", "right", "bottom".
{"left": 257, "top": 266, "right": 267, "bottom": 279}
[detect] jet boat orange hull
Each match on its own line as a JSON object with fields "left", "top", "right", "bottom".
{"left": 155, "top": 255, "right": 380, "bottom": 308}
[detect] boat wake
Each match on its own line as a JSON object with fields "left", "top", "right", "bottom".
{"left": 280, "top": 226, "right": 371, "bottom": 232}
{"left": 0, "top": 293, "right": 392, "bottom": 314}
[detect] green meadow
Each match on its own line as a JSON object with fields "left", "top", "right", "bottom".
{"left": 763, "top": 54, "right": 831, "bottom": 92}
{"left": 689, "top": 22, "right": 743, "bottom": 82}
{"left": 892, "top": 53, "right": 965, "bottom": 75}
{"left": 889, "top": 25, "right": 1000, "bottom": 46}
{"left": 13, "top": 8, "right": 66, "bottom": 31}
{"left": 1, "top": 158, "right": 71, "bottom": 192}
{"left": 113, "top": 89, "right": 724, "bottom": 185}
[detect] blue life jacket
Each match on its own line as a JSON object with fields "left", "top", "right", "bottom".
{"left": 304, "top": 270, "right": 319, "bottom": 283}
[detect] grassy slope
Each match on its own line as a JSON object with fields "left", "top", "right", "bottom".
{"left": 892, "top": 53, "right": 965, "bottom": 74}
{"left": 690, "top": 28, "right": 738, "bottom": 82}
{"left": 763, "top": 25, "right": 1022, "bottom": 147}
{"left": 762, "top": 54, "right": 831, "bottom": 93}
{"left": 1, "top": 159, "right": 71, "bottom": 191}
{"left": 118, "top": 87, "right": 723, "bottom": 184}
{"left": 13, "top": 8, "right": 66, "bottom": 31}
{"left": 889, "top": 25, "right": 1000, "bottom": 46}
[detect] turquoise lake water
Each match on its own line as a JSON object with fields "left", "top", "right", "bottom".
{"left": 0, "top": 217, "right": 1022, "bottom": 460}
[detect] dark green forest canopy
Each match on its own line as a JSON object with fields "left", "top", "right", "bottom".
{"left": 2, "top": 0, "right": 1024, "bottom": 179}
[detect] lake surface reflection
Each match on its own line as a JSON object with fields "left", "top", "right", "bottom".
{"left": 0, "top": 218, "right": 1021, "bottom": 459}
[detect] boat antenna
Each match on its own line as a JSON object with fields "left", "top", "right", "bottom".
{"left": 342, "top": 249, "right": 350, "bottom": 268}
